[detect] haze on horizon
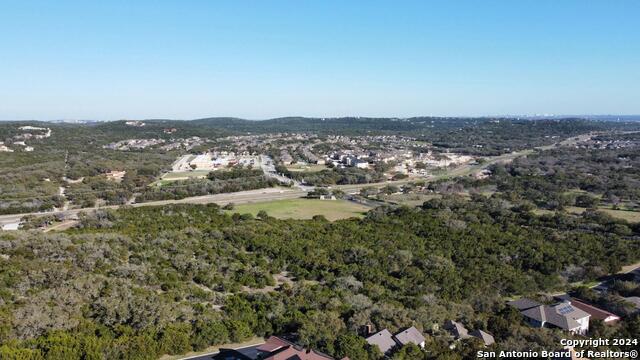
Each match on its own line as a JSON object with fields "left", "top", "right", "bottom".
{"left": 1, "top": 0, "right": 639, "bottom": 120}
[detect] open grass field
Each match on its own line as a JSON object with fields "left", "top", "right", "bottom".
{"left": 285, "top": 164, "right": 327, "bottom": 172}
{"left": 150, "top": 170, "right": 212, "bottom": 187}
{"left": 228, "top": 198, "right": 370, "bottom": 221}
{"left": 380, "top": 193, "right": 440, "bottom": 207}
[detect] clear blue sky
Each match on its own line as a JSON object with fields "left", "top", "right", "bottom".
{"left": 1, "top": 0, "right": 638, "bottom": 120}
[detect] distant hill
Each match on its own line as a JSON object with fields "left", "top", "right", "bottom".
{"left": 518, "top": 115, "right": 640, "bottom": 122}
{"left": 582, "top": 115, "right": 640, "bottom": 122}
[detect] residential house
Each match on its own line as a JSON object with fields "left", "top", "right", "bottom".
{"left": 365, "top": 329, "right": 397, "bottom": 355}
{"left": 520, "top": 301, "right": 590, "bottom": 335}
{"left": 394, "top": 326, "right": 426, "bottom": 349}
{"left": 555, "top": 296, "right": 620, "bottom": 324}
{"left": 443, "top": 320, "right": 470, "bottom": 340}
{"left": 280, "top": 150, "right": 294, "bottom": 165}
{"left": 507, "top": 298, "right": 542, "bottom": 311}
{"left": 365, "top": 326, "right": 428, "bottom": 355}
{"left": 444, "top": 320, "right": 495, "bottom": 346}
{"left": 468, "top": 330, "right": 495, "bottom": 346}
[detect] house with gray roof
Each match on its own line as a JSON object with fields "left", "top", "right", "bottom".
{"left": 365, "top": 329, "right": 397, "bottom": 355}
{"left": 393, "top": 326, "right": 426, "bottom": 349}
{"left": 444, "top": 320, "right": 495, "bottom": 346}
{"left": 443, "top": 320, "right": 470, "bottom": 340}
{"left": 507, "top": 298, "right": 542, "bottom": 311}
{"left": 364, "top": 326, "right": 429, "bottom": 355}
{"left": 521, "top": 301, "right": 590, "bottom": 335}
{"left": 469, "top": 329, "right": 495, "bottom": 346}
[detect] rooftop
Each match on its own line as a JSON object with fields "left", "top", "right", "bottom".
{"left": 507, "top": 298, "right": 543, "bottom": 311}
{"left": 365, "top": 329, "right": 396, "bottom": 354}
{"left": 522, "top": 302, "right": 590, "bottom": 330}
{"left": 393, "top": 326, "right": 425, "bottom": 347}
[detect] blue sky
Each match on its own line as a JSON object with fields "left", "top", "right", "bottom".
{"left": 0, "top": 0, "right": 638, "bottom": 120}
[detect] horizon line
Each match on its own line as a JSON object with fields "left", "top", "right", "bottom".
{"left": 2, "top": 113, "right": 640, "bottom": 122}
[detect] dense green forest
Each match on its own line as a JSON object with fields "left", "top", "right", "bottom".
{"left": 0, "top": 122, "right": 181, "bottom": 214}
{"left": 453, "top": 141, "right": 640, "bottom": 211}
{"left": 1, "top": 195, "right": 639, "bottom": 359}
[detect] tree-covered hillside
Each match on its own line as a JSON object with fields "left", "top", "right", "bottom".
{"left": 447, "top": 134, "right": 640, "bottom": 211}
{"left": 1, "top": 197, "right": 639, "bottom": 359}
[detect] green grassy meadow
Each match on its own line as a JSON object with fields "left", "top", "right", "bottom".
{"left": 228, "top": 198, "right": 370, "bottom": 221}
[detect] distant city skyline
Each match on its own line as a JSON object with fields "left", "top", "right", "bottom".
{"left": 1, "top": 1, "right": 639, "bottom": 120}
